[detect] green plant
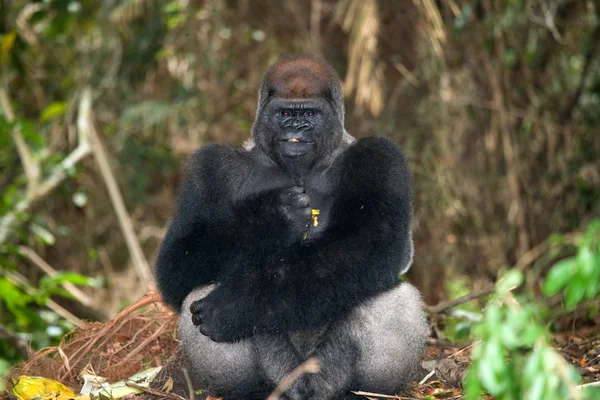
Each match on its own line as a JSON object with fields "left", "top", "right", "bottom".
{"left": 0, "top": 258, "right": 96, "bottom": 362}
{"left": 543, "top": 220, "right": 600, "bottom": 310}
{"left": 465, "top": 220, "right": 600, "bottom": 400}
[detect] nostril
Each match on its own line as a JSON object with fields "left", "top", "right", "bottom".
{"left": 291, "top": 120, "right": 312, "bottom": 130}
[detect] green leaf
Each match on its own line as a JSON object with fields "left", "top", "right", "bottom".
{"left": 499, "top": 323, "right": 520, "bottom": 349}
{"left": 496, "top": 269, "right": 523, "bottom": 294}
{"left": 564, "top": 278, "right": 586, "bottom": 310}
{"left": 40, "top": 102, "right": 67, "bottom": 122}
{"left": 524, "top": 348, "right": 542, "bottom": 384}
{"left": 46, "top": 271, "right": 91, "bottom": 286}
{"left": 522, "top": 325, "right": 546, "bottom": 347}
{"left": 30, "top": 223, "right": 56, "bottom": 246}
{"left": 548, "top": 233, "right": 565, "bottom": 245}
{"left": 0, "top": 277, "right": 30, "bottom": 313}
{"left": 478, "top": 356, "right": 506, "bottom": 395}
{"left": 17, "top": 120, "right": 45, "bottom": 149}
{"left": 527, "top": 375, "right": 545, "bottom": 400}
{"left": 464, "top": 367, "right": 482, "bottom": 400}
{"left": 485, "top": 337, "right": 506, "bottom": 374}
{"left": 0, "top": 32, "right": 17, "bottom": 63}
{"left": 542, "top": 259, "right": 574, "bottom": 296}
{"left": 484, "top": 303, "right": 502, "bottom": 333}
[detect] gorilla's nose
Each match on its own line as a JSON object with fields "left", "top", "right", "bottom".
{"left": 291, "top": 119, "right": 311, "bottom": 130}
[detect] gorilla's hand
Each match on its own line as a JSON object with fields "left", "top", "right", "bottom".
{"left": 190, "top": 285, "right": 255, "bottom": 342}
{"left": 275, "top": 186, "right": 311, "bottom": 237}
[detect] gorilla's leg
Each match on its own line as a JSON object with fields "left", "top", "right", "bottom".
{"left": 252, "top": 334, "right": 315, "bottom": 399}
{"left": 296, "top": 282, "right": 428, "bottom": 399}
{"left": 349, "top": 282, "right": 428, "bottom": 393}
{"left": 179, "top": 286, "right": 268, "bottom": 399}
{"left": 179, "top": 286, "right": 306, "bottom": 399}
{"left": 179, "top": 283, "right": 427, "bottom": 400}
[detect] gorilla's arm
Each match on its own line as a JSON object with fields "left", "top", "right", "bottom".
{"left": 156, "top": 144, "right": 304, "bottom": 311}
{"left": 194, "top": 137, "right": 414, "bottom": 342}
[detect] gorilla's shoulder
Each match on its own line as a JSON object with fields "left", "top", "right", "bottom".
{"left": 344, "top": 136, "right": 409, "bottom": 174}
{"left": 189, "top": 143, "right": 248, "bottom": 168}
{"left": 185, "top": 143, "right": 251, "bottom": 187}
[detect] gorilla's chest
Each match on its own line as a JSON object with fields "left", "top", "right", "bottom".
{"left": 239, "top": 165, "right": 335, "bottom": 238}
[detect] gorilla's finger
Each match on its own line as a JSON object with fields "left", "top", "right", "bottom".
{"left": 192, "top": 314, "right": 202, "bottom": 326}
{"left": 190, "top": 300, "right": 203, "bottom": 314}
{"left": 199, "top": 326, "right": 211, "bottom": 337}
{"left": 290, "top": 193, "right": 310, "bottom": 208}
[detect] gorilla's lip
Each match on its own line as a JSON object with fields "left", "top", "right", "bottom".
{"left": 278, "top": 139, "right": 315, "bottom": 144}
{"left": 278, "top": 140, "right": 315, "bottom": 157}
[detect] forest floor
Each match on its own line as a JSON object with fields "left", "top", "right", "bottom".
{"left": 2, "top": 291, "right": 599, "bottom": 400}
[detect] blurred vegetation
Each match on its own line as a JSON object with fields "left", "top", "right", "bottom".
{"left": 465, "top": 219, "right": 600, "bottom": 399}
{"left": 0, "top": 0, "right": 599, "bottom": 396}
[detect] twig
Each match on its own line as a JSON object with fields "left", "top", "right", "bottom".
{"left": 125, "top": 381, "right": 187, "bottom": 400}
{"left": 182, "top": 367, "right": 195, "bottom": 400}
{"left": 266, "top": 358, "right": 320, "bottom": 400}
{"left": 418, "top": 369, "right": 435, "bottom": 385}
{"left": 578, "top": 381, "right": 600, "bottom": 389}
{"left": 81, "top": 87, "right": 153, "bottom": 285}
{"left": 393, "top": 62, "right": 420, "bottom": 87}
{"left": 17, "top": 245, "right": 97, "bottom": 309}
{"left": 114, "top": 322, "right": 168, "bottom": 365}
{"left": 0, "top": 324, "right": 30, "bottom": 359}
{"left": 514, "top": 231, "right": 580, "bottom": 271}
{"left": 449, "top": 341, "right": 478, "bottom": 359}
{"left": 424, "top": 285, "right": 494, "bottom": 314}
{"left": 350, "top": 390, "right": 416, "bottom": 399}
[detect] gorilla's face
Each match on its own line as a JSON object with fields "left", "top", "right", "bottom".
{"left": 268, "top": 98, "right": 325, "bottom": 158}
{"left": 251, "top": 55, "right": 348, "bottom": 175}
{"left": 257, "top": 96, "right": 340, "bottom": 172}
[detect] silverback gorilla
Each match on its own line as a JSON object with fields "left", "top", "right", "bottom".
{"left": 155, "top": 55, "right": 428, "bottom": 400}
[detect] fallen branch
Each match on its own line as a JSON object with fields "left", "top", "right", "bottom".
{"left": 125, "top": 380, "right": 187, "bottom": 400}
{"left": 350, "top": 390, "right": 417, "bottom": 399}
{"left": 578, "top": 381, "right": 600, "bottom": 389}
{"left": 424, "top": 285, "right": 494, "bottom": 314}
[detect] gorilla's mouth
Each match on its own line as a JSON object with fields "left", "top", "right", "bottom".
{"left": 278, "top": 138, "right": 315, "bottom": 157}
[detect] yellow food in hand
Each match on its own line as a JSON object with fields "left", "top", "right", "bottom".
{"left": 311, "top": 209, "right": 320, "bottom": 227}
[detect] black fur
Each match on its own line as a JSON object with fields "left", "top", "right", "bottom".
{"left": 155, "top": 55, "right": 424, "bottom": 399}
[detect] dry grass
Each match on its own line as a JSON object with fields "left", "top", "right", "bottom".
{"left": 5, "top": 291, "right": 178, "bottom": 393}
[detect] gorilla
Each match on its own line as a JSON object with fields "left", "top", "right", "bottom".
{"left": 155, "top": 55, "right": 428, "bottom": 400}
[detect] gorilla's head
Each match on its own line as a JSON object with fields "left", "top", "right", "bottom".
{"left": 251, "top": 55, "right": 353, "bottom": 175}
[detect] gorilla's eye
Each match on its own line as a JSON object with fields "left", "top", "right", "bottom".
{"left": 304, "top": 110, "right": 314, "bottom": 117}
{"left": 281, "top": 110, "right": 291, "bottom": 117}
